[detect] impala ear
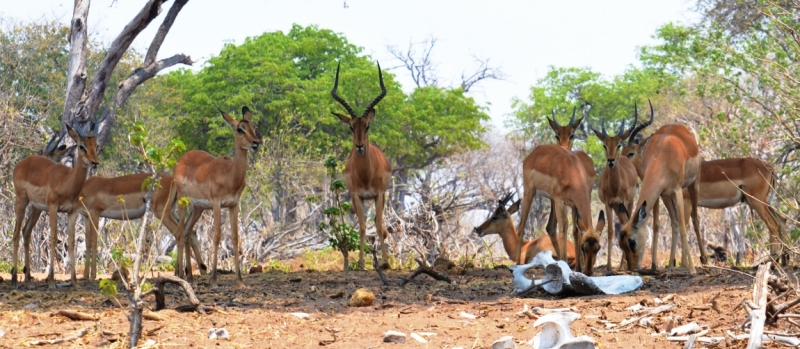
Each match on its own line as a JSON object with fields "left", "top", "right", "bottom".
{"left": 571, "top": 116, "right": 584, "bottom": 129}
{"left": 576, "top": 212, "right": 589, "bottom": 232}
{"left": 66, "top": 124, "right": 79, "bottom": 141}
{"left": 547, "top": 117, "right": 558, "bottom": 131}
{"left": 364, "top": 108, "right": 376, "bottom": 123}
{"left": 219, "top": 108, "right": 237, "bottom": 127}
{"left": 241, "top": 106, "right": 252, "bottom": 122}
{"left": 618, "top": 203, "right": 630, "bottom": 222}
{"left": 634, "top": 202, "right": 648, "bottom": 229}
{"left": 595, "top": 210, "right": 606, "bottom": 232}
{"left": 332, "top": 112, "right": 351, "bottom": 125}
{"left": 507, "top": 200, "right": 521, "bottom": 214}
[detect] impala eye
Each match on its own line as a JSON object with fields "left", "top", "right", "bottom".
{"left": 627, "top": 152, "right": 634, "bottom": 158}
{"left": 349, "top": 126, "right": 354, "bottom": 133}
{"left": 569, "top": 134, "right": 575, "bottom": 140}
{"left": 365, "top": 125, "right": 370, "bottom": 132}
{"left": 237, "top": 127, "right": 244, "bottom": 134}
{"left": 491, "top": 216, "right": 498, "bottom": 221}
{"left": 79, "top": 145, "right": 87, "bottom": 152}
{"left": 617, "top": 144, "right": 623, "bottom": 149}
{"left": 603, "top": 144, "right": 608, "bottom": 150}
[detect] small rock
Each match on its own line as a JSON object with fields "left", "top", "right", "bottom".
{"left": 491, "top": 335, "right": 516, "bottom": 349}
{"left": 410, "top": 333, "right": 427, "bottom": 343}
{"left": 383, "top": 330, "right": 406, "bottom": 343}
{"left": 248, "top": 265, "right": 263, "bottom": 274}
{"left": 349, "top": 288, "right": 375, "bottom": 307}
{"left": 459, "top": 311, "right": 477, "bottom": 319}
{"left": 23, "top": 303, "right": 36, "bottom": 309}
{"left": 208, "top": 327, "right": 230, "bottom": 340}
{"left": 0, "top": 328, "right": 5, "bottom": 338}
{"left": 290, "top": 312, "right": 309, "bottom": 319}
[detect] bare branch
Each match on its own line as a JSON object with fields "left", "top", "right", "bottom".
{"left": 460, "top": 56, "right": 506, "bottom": 92}
{"left": 387, "top": 36, "right": 439, "bottom": 88}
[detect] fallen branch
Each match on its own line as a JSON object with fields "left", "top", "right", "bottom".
{"left": 149, "top": 275, "right": 205, "bottom": 315}
{"left": 399, "top": 259, "right": 453, "bottom": 286}
{"left": 517, "top": 278, "right": 559, "bottom": 298}
{"left": 28, "top": 327, "right": 90, "bottom": 345}
{"left": 52, "top": 309, "right": 98, "bottom": 321}
{"left": 683, "top": 334, "right": 696, "bottom": 349}
{"left": 747, "top": 262, "right": 771, "bottom": 349}
{"left": 370, "top": 247, "right": 390, "bottom": 286}
{"left": 143, "top": 311, "right": 167, "bottom": 321}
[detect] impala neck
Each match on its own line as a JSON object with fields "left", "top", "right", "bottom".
{"left": 608, "top": 162, "right": 622, "bottom": 190}
{"left": 231, "top": 145, "right": 250, "bottom": 189}
{"left": 499, "top": 223, "right": 522, "bottom": 263}
{"left": 66, "top": 149, "right": 91, "bottom": 196}
{"left": 350, "top": 145, "right": 374, "bottom": 183}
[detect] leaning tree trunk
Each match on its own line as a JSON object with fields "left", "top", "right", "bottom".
{"left": 61, "top": 0, "right": 192, "bottom": 152}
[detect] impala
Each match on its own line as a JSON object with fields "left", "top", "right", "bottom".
{"left": 545, "top": 108, "right": 596, "bottom": 250}
{"left": 516, "top": 144, "right": 605, "bottom": 275}
{"left": 74, "top": 173, "right": 205, "bottom": 280}
{"left": 175, "top": 106, "right": 262, "bottom": 287}
{"left": 590, "top": 111, "right": 638, "bottom": 272}
{"left": 474, "top": 193, "right": 578, "bottom": 267}
{"left": 40, "top": 133, "right": 74, "bottom": 160}
{"left": 11, "top": 121, "right": 99, "bottom": 287}
{"left": 618, "top": 102, "right": 704, "bottom": 274}
{"left": 330, "top": 62, "right": 392, "bottom": 270}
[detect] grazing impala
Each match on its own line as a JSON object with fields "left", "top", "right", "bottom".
{"left": 73, "top": 173, "right": 205, "bottom": 280}
{"left": 545, "top": 108, "right": 596, "bottom": 250}
{"left": 618, "top": 102, "right": 704, "bottom": 274}
{"left": 330, "top": 62, "right": 392, "bottom": 270}
{"left": 11, "top": 121, "right": 99, "bottom": 287}
{"left": 474, "top": 193, "right": 578, "bottom": 267}
{"left": 590, "top": 111, "right": 638, "bottom": 272}
{"left": 176, "top": 106, "right": 262, "bottom": 287}
{"left": 516, "top": 144, "right": 605, "bottom": 275}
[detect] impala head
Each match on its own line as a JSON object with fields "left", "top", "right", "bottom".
{"left": 547, "top": 107, "right": 583, "bottom": 149}
{"left": 473, "top": 193, "right": 519, "bottom": 238}
{"left": 39, "top": 132, "right": 75, "bottom": 162}
{"left": 66, "top": 120, "right": 99, "bottom": 169}
{"left": 220, "top": 106, "right": 262, "bottom": 152}
{"left": 619, "top": 201, "right": 649, "bottom": 270}
{"left": 591, "top": 111, "right": 635, "bottom": 169}
{"left": 578, "top": 210, "right": 606, "bottom": 276}
{"left": 331, "top": 62, "right": 387, "bottom": 156}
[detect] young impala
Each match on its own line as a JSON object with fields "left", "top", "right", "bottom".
{"left": 474, "top": 193, "right": 579, "bottom": 267}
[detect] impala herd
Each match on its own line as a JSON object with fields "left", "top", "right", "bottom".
{"left": 7, "top": 63, "right": 790, "bottom": 289}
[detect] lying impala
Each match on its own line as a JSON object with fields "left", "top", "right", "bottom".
{"left": 474, "top": 193, "right": 577, "bottom": 267}
{"left": 627, "top": 137, "right": 788, "bottom": 266}
{"left": 330, "top": 63, "right": 393, "bottom": 269}
{"left": 545, "top": 108, "right": 596, "bottom": 249}
{"left": 176, "top": 106, "right": 262, "bottom": 287}
{"left": 516, "top": 143, "right": 606, "bottom": 275}
{"left": 590, "top": 112, "right": 638, "bottom": 272}
{"left": 11, "top": 121, "right": 99, "bottom": 287}
{"left": 73, "top": 173, "right": 205, "bottom": 280}
{"left": 618, "top": 102, "right": 704, "bottom": 274}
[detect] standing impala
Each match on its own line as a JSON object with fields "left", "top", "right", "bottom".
{"left": 73, "top": 173, "right": 205, "bottom": 280}
{"left": 618, "top": 102, "right": 704, "bottom": 274}
{"left": 40, "top": 133, "right": 75, "bottom": 161}
{"left": 516, "top": 143, "right": 605, "bottom": 275}
{"left": 176, "top": 106, "right": 262, "bottom": 287}
{"left": 591, "top": 112, "right": 638, "bottom": 272}
{"left": 474, "top": 193, "right": 580, "bottom": 267}
{"left": 330, "top": 62, "right": 392, "bottom": 270}
{"left": 11, "top": 121, "right": 99, "bottom": 287}
{"left": 545, "top": 108, "right": 596, "bottom": 255}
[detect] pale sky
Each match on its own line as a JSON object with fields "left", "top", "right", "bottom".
{"left": 1, "top": 0, "right": 700, "bottom": 130}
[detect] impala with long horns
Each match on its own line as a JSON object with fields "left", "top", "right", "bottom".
{"left": 591, "top": 110, "right": 638, "bottom": 273}
{"left": 175, "top": 106, "right": 262, "bottom": 287}
{"left": 474, "top": 193, "right": 578, "bottom": 267}
{"left": 11, "top": 120, "right": 99, "bottom": 287}
{"left": 331, "top": 62, "right": 393, "bottom": 269}
{"left": 618, "top": 102, "right": 704, "bottom": 274}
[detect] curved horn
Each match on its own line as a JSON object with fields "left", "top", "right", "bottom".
{"left": 601, "top": 116, "right": 607, "bottom": 138}
{"left": 499, "top": 192, "right": 515, "bottom": 207}
{"left": 551, "top": 110, "right": 560, "bottom": 127}
{"left": 626, "top": 101, "right": 654, "bottom": 144}
{"left": 617, "top": 117, "right": 626, "bottom": 137}
{"left": 569, "top": 107, "right": 576, "bottom": 126}
{"left": 331, "top": 62, "right": 358, "bottom": 118}
{"left": 361, "top": 62, "right": 387, "bottom": 118}
{"left": 44, "top": 131, "right": 60, "bottom": 153}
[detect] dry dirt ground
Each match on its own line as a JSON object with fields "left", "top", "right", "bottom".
{"left": 0, "top": 263, "right": 790, "bottom": 349}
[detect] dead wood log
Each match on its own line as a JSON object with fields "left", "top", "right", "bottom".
{"left": 52, "top": 309, "right": 98, "bottom": 321}
{"left": 399, "top": 259, "right": 453, "bottom": 286}
{"left": 746, "top": 262, "right": 771, "bottom": 349}
{"left": 27, "top": 327, "right": 90, "bottom": 346}
{"left": 149, "top": 275, "right": 205, "bottom": 315}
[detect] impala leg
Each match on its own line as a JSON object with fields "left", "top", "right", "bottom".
{"left": 11, "top": 197, "right": 30, "bottom": 286}
{"left": 183, "top": 208, "right": 204, "bottom": 282}
{"left": 21, "top": 207, "right": 42, "bottom": 284}
{"left": 662, "top": 194, "right": 678, "bottom": 270}
{"left": 545, "top": 200, "right": 556, "bottom": 240}
{"left": 670, "top": 190, "right": 695, "bottom": 274}
{"left": 516, "top": 185, "right": 537, "bottom": 265}
{"left": 230, "top": 204, "right": 244, "bottom": 287}
{"left": 748, "top": 196, "right": 787, "bottom": 266}
{"left": 375, "top": 192, "right": 389, "bottom": 266}
{"left": 688, "top": 182, "right": 706, "bottom": 265}
{"left": 553, "top": 198, "right": 569, "bottom": 269}
{"left": 85, "top": 211, "right": 100, "bottom": 281}
{"left": 351, "top": 194, "right": 367, "bottom": 270}
{"left": 210, "top": 201, "right": 222, "bottom": 287}
{"left": 46, "top": 205, "right": 59, "bottom": 288}
{"left": 605, "top": 203, "right": 614, "bottom": 272}
{"left": 190, "top": 230, "right": 206, "bottom": 275}
{"left": 66, "top": 212, "right": 78, "bottom": 286}
{"left": 570, "top": 207, "right": 582, "bottom": 273}
{"left": 176, "top": 203, "right": 186, "bottom": 279}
